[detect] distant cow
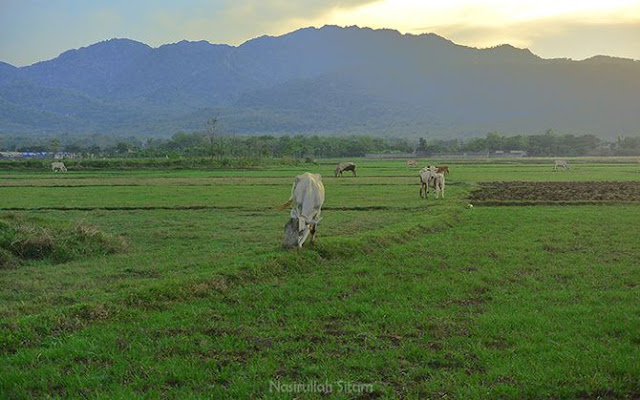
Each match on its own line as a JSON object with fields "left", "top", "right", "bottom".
{"left": 419, "top": 165, "right": 445, "bottom": 199}
{"left": 407, "top": 160, "right": 418, "bottom": 168}
{"left": 279, "top": 173, "right": 325, "bottom": 248}
{"left": 553, "top": 159, "right": 570, "bottom": 171}
{"left": 51, "top": 162, "right": 67, "bottom": 172}
{"left": 335, "top": 162, "right": 356, "bottom": 177}
{"left": 436, "top": 165, "right": 450, "bottom": 175}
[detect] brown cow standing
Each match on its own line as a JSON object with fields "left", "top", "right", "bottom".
{"left": 335, "top": 162, "right": 357, "bottom": 177}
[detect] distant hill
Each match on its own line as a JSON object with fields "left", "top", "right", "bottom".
{"left": 1, "top": 25, "right": 639, "bottom": 138}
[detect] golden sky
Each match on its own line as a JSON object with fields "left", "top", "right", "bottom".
{"left": 320, "top": 0, "right": 640, "bottom": 59}
{"left": 1, "top": 0, "right": 639, "bottom": 66}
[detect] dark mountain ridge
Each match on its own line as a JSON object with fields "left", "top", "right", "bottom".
{"left": 1, "top": 25, "right": 638, "bottom": 138}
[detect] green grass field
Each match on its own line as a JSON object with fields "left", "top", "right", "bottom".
{"left": 1, "top": 159, "right": 639, "bottom": 398}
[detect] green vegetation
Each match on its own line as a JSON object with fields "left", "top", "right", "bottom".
{"left": 0, "top": 155, "right": 303, "bottom": 171}
{"left": 1, "top": 159, "right": 639, "bottom": 398}
{"left": 3, "top": 131, "right": 640, "bottom": 161}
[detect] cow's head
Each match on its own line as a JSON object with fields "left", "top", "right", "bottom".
{"left": 283, "top": 217, "right": 311, "bottom": 248}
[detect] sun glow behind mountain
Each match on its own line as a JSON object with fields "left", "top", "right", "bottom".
{"left": 0, "top": 0, "right": 639, "bottom": 66}
{"left": 322, "top": 0, "right": 640, "bottom": 59}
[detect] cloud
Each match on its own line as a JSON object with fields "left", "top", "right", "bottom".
{"left": 174, "top": 0, "right": 381, "bottom": 44}
{"left": 413, "top": 14, "right": 640, "bottom": 60}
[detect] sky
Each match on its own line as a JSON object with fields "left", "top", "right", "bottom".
{"left": 1, "top": 0, "right": 639, "bottom": 66}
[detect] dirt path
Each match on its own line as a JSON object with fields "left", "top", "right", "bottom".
{"left": 470, "top": 181, "right": 640, "bottom": 205}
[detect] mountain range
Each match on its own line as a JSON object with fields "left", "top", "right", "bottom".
{"left": 1, "top": 25, "right": 639, "bottom": 139}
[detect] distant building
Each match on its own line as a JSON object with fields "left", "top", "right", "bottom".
{"left": 22, "top": 152, "right": 48, "bottom": 158}
{"left": 0, "top": 151, "right": 81, "bottom": 159}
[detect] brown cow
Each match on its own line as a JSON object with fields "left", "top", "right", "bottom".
{"left": 335, "top": 162, "right": 356, "bottom": 177}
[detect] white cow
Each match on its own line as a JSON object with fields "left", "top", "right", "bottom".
{"left": 419, "top": 165, "right": 445, "bottom": 199}
{"left": 279, "top": 173, "right": 325, "bottom": 248}
{"left": 553, "top": 159, "right": 570, "bottom": 171}
{"left": 51, "top": 162, "right": 67, "bottom": 172}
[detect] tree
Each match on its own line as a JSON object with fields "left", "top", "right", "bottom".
{"left": 49, "top": 138, "right": 60, "bottom": 156}
{"left": 64, "top": 143, "right": 84, "bottom": 154}
{"left": 206, "top": 117, "right": 218, "bottom": 159}
{"left": 115, "top": 142, "right": 130, "bottom": 154}
{"left": 416, "top": 138, "right": 428, "bottom": 154}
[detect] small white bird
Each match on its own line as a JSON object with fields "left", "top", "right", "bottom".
{"left": 467, "top": 204, "right": 474, "bottom": 209}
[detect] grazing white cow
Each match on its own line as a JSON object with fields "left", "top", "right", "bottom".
{"left": 51, "top": 162, "right": 67, "bottom": 172}
{"left": 419, "top": 165, "right": 445, "bottom": 199}
{"left": 279, "top": 173, "right": 325, "bottom": 248}
{"left": 553, "top": 159, "right": 570, "bottom": 171}
{"left": 335, "top": 162, "right": 357, "bottom": 177}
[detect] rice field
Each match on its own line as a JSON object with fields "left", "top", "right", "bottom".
{"left": 1, "top": 158, "right": 639, "bottom": 398}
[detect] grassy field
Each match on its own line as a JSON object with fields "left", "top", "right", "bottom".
{"left": 1, "top": 158, "right": 639, "bottom": 398}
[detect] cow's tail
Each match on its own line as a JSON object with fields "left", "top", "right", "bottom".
{"left": 275, "top": 198, "right": 293, "bottom": 211}
{"left": 275, "top": 181, "right": 296, "bottom": 210}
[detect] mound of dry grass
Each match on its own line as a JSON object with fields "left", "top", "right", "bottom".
{"left": 0, "top": 215, "right": 127, "bottom": 268}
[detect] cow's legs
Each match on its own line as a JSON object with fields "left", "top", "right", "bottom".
{"left": 309, "top": 223, "right": 317, "bottom": 244}
{"left": 298, "top": 225, "right": 311, "bottom": 247}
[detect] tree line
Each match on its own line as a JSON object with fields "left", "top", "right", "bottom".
{"left": 2, "top": 130, "right": 640, "bottom": 158}
{"left": 419, "top": 130, "right": 640, "bottom": 157}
